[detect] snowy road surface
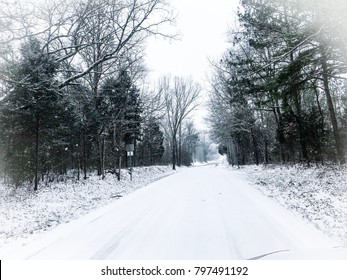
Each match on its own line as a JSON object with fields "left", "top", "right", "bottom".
{"left": 0, "top": 165, "right": 342, "bottom": 259}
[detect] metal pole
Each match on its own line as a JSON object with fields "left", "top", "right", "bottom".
{"left": 129, "top": 154, "right": 132, "bottom": 181}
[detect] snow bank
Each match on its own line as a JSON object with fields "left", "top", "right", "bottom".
{"left": 231, "top": 164, "right": 347, "bottom": 246}
{"left": 0, "top": 166, "right": 175, "bottom": 248}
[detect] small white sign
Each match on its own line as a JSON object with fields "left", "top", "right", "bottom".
{"left": 126, "top": 144, "right": 135, "bottom": 152}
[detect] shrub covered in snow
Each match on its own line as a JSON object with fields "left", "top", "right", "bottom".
{"left": 233, "top": 164, "right": 347, "bottom": 246}
{"left": 0, "top": 166, "right": 175, "bottom": 248}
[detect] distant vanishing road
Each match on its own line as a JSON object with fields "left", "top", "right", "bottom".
{"left": 1, "top": 165, "right": 340, "bottom": 259}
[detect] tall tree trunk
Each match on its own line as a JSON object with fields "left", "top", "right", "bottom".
{"left": 118, "top": 153, "right": 122, "bottom": 181}
{"left": 320, "top": 46, "right": 345, "bottom": 164}
{"left": 273, "top": 103, "right": 286, "bottom": 163}
{"left": 313, "top": 82, "right": 325, "bottom": 165}
{"left": 289, "top": 47, "right": 309, "bottom": 164}
{"left": 83, "top": 128, "right": 87, "bottom": 180}
{"left": 172, "top": 135, "right": 177, "bottom": 170}
{"left": 264, "top": 138, "right": 269, "bottom": 164}
{"left": 293, "top": 96, "right": 309, "bottom": 164}
{"left": 251, "top": 128, "right": 259, "bottom": 165}
{"left": 96, "top": 136, "right": 102, "bottom": 176}
{"left": 34, "top": 118, "right": 40, "bottom": 191}
{"left": 101, "top": 135, "right": 106, "bottom": 179}
{"left": 177, "top": 123, "right": 182, "bottom": 167}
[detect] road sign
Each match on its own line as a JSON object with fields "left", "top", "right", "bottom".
{"left": 126, "top": 144, "right": 134, "bottom": 152}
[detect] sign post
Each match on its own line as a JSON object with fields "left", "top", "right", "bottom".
{"left": 125, "top": 144, "right": 135, "bottom": 181}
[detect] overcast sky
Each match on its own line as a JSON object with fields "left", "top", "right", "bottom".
{"left": 145, "top": 0, "right": 238, "bottom": 84}
{"left": 145, "top": 0, "right": 238, "bottom": 129}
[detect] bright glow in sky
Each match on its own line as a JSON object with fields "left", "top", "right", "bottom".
{"left": 145, "top": 0, "right": 238, "bottom": 84}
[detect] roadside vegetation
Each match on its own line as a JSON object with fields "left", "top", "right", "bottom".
{"left": 209, "top": 0, "right": 347, "bottom": 167}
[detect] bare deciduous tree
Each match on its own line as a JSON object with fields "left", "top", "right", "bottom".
{"left": 160, "top": 76, "right": 200, "bottom": 170}
{"left": 0, "top": 0, "right": 177, "bottom": 88}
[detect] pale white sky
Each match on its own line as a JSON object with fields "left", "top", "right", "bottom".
{"left": 145, "top": 0, "right": 238, "bottom": 130}
{"left": 145, "top": 0, "right": 238, "bottom": 83}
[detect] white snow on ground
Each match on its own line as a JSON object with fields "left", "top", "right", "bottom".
{"left": 231, "top": 164, "right": 347, "bottom": 246}
{"left": 1, "top": 164, "right": 344, "bottom": 260}
{"left": 0, "top": 166, "right": 175, "bottom": 249}
{"left": 1, "top": 159, "right": 347, "bottom": 260}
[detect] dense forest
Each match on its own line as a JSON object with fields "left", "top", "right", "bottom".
{"left": 0, "top": 0, "right": 211, "bottom": 190}
{"left": 209, "top": 0, "right": 347, "bottom": 166}
{"left": 4, "top": 0, "right": 344, "bottom": 190}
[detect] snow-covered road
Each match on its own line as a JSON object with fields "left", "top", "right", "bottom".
{"left": 0, "top": 165, "right": 342, "bottom": 259}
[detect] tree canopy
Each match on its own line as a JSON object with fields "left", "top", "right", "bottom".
{"left": 209, "top": 0, "right": 347, "bottom": 166}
